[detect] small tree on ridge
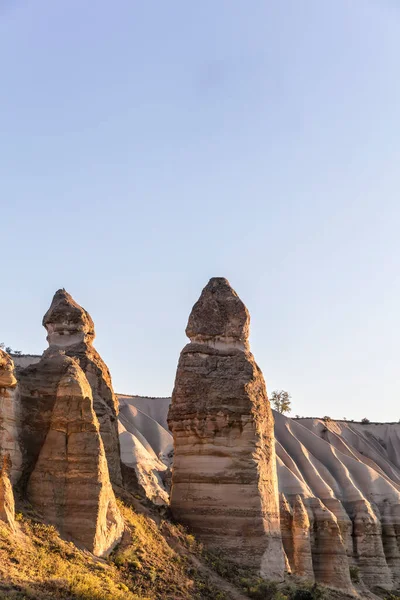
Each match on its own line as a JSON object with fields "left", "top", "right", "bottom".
{"left": 270, "top": 390, "right": 291, "bottom": 414}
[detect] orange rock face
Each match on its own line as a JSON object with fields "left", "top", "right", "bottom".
{"left": 168, "top": 278, "right": 285, "bottom": 580}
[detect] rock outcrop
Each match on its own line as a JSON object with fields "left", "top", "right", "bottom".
{"left": 292, "top": 495, "right": 314, "bottom": 581}
{"left": 307, "top": 497, "right": 352, "bottom": 592}
{"left": 0, "top": 455, "right": 16, "bottom": 530}
{"left": 118, "top": 392, "right": 400, "bottom": 593}
{"left": 0, "top": 350, "right": 22, "bottom": 484}
{"left": 43, "top": 289, "right": 122, "bottom": 485}
{"left": 168, "top": 277, "right": 285, "bottom": 580}
{"left": 27, "top": 356, "right": 124, "bottom": 556}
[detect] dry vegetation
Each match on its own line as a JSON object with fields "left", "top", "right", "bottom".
{"left": 0, "top": 498, "right": 233, "bottom": 600}
{"left": 0, "top": 497, "right": 396, "bottom": 600}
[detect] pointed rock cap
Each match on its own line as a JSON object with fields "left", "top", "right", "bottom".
{"left": 186, "top": 277, "right": 250, "bottom": 350}
{"left": 280, "top": 493, "right": 293, "bottom": 517}
{"left": 43, "top": 289, "right": 95, "bottom": 348}
{"left": 0, "top": 350, "right": 17, "bottom": 388}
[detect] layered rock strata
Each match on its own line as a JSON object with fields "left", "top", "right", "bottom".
{"left": 43, "top": 289, "right": 122, "bottom": 485}
{"left": 292, "top": 495, "right": 314, "bottom": 581}
{"left": 0, "top": 349, "right": 22, "bottom": 484}
{"left": 119, "top": 393, "right": 400, "bottom": 592}
{"left": 275, "top": 411, "right": 400, "bottom": 591}
{"left": 27, "top": 356, "right": 123, "bottom": 556}
{"left": 168, "top": 277, "right": 284, "bottom": 580}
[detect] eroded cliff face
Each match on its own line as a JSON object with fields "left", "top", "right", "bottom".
{"left": 168, "top": 278, "right": 285, "bottom": 580}
{"left": 0, "top": 350, "right": 22, "bottom": 485}
{"left": 275, "top": 413, "right": 400, "bottom": 592}
{"left": 43, "top": 289, "right": 122, "bottom": 485}
{"left": 27, "top": 357, "right": 124, "bottom": 556}
{"left": 118, "top": 392, "right": 400, "bottom": 593}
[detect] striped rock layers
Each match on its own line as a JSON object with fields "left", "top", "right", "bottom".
{"left": 168, "top": 277, "right": 284, "bottom": 580}
{"left": 42, "top": 289, "right": 122, "bottom": 485}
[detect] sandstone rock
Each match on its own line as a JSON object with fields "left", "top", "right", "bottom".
{"left": 382, "top": 501, "right": 400, "bottom": 586}
{"left": 185, "top": 277, "right": 250, "bottom": 351}
{"left": 0, "top": 455, "right": 15, "bottom": 530}
{"left": 351, "top": 499, "right": 392, "bottom": 590}
{"left": 307, "top": 497, "right": 352, "bottom": 592}
{"left": 27, "top": 356, "right": 124, "bottom": 556}
{"left": 292, "top": 495, "right": 314, "bottom": 581}
{"left": 168, "top": 277, "right": 285, "bottom": 580}
{"left": 43, "top": 289, "right": 122, "bottom": 485}
{"left": 0, "top": 350, "right": 22, "bottom": 484}
{"left": 17, "top": 352, "right": 71, "bottom": 491}
{"left": 279, "top": 494, "right": 294, "bottom": 572}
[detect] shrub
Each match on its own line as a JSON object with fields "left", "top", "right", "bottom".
{"left": 349, "top": 565, "right": 360, "bottom": 583}
{"left": 291, "top": 584, "right": 325, "bottom": 600}
{"left": 361, "top": 418, "right": 370, "bottom": 424}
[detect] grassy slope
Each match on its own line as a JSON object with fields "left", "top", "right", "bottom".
{"left": 0, "top": 494, "right": 395, "bottom": 600}
{"left": 0, "top": 495, "right": 244, "bottom": 600}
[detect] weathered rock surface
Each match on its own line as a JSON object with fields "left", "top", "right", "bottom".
{"left": 0, "top": 455, "right": 16, "bottom": 530}
{"left": 27, "top": 356, "right": 123, "bottom": 556}
{"left": 118, "top": 395, "right": 400, "bottom": 592}
{"left": 43, "top": 289, "right": 122, "bottom": 485}
{"left": 168, "top": 278, "right": 285, "bottom": 580}
{"left": 307, "top": 497, "right": 352, "bottom": 592}
{"left": 0, "top": 350, "right": 22, "bottom": 484}
{"left": 292, "top": 495, "right": 314, "bottom": 581}
{"left": 275, "top": 412, "right": 400, "bottom": 591}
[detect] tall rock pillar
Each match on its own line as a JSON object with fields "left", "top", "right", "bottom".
{"left": 0, "top": 349, "right": 22, "bottom": 484}
{"left": 42, "top": 289, "right": 122, "bottom": 485}
{"left": 168, "top": 277, "right": 285, "bottom": 580}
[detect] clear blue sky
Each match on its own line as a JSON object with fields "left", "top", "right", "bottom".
{"left": 2, "top": 1, "right": 400, "bottom": 421}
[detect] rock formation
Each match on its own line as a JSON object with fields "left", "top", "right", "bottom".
{"left": 0, "top": 455, "right": 16, "bottom": 530}
{"left": 0, "top": 349, "right": 22, "bottom": 484}
{"left": 27, "top": 356, "right": 124, "bottom": 556}
{"left": 307, "top": 497, "right": 352, "bottom": 592}
{"left": 351, "top": 499, "right": 392, "bottom": 589}
{"left": 274, "top": 412, "right": 400, "bottom": 591}
{"left": 279, "top": 494, "right": 294, "bottom": 572}
{"left": 42, "top": 289, "right": 122, "bottom": 485}
{"left": 168, "top": 277, "right": 285, "bottom": 580}
{"left": 118, "top": 390, "right": 400, "bottom": 593}
{"left": 291, "top": 495, "right": 314, "bottom": 581}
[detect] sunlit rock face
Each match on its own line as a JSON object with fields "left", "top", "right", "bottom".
{"left": 42, "top": 289, "right": 121, "bottom": 485}
{"left": 0, "top": 350, "right": 22, "bottom": 485}
{"left": 27, "top": 356, "right": 123, "bottom": 556}
{"left": 168, "top": 277, "right": 285, "bottom": 580}
{"left": 0, "top": 455, "right": 16, "bottom": 531}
